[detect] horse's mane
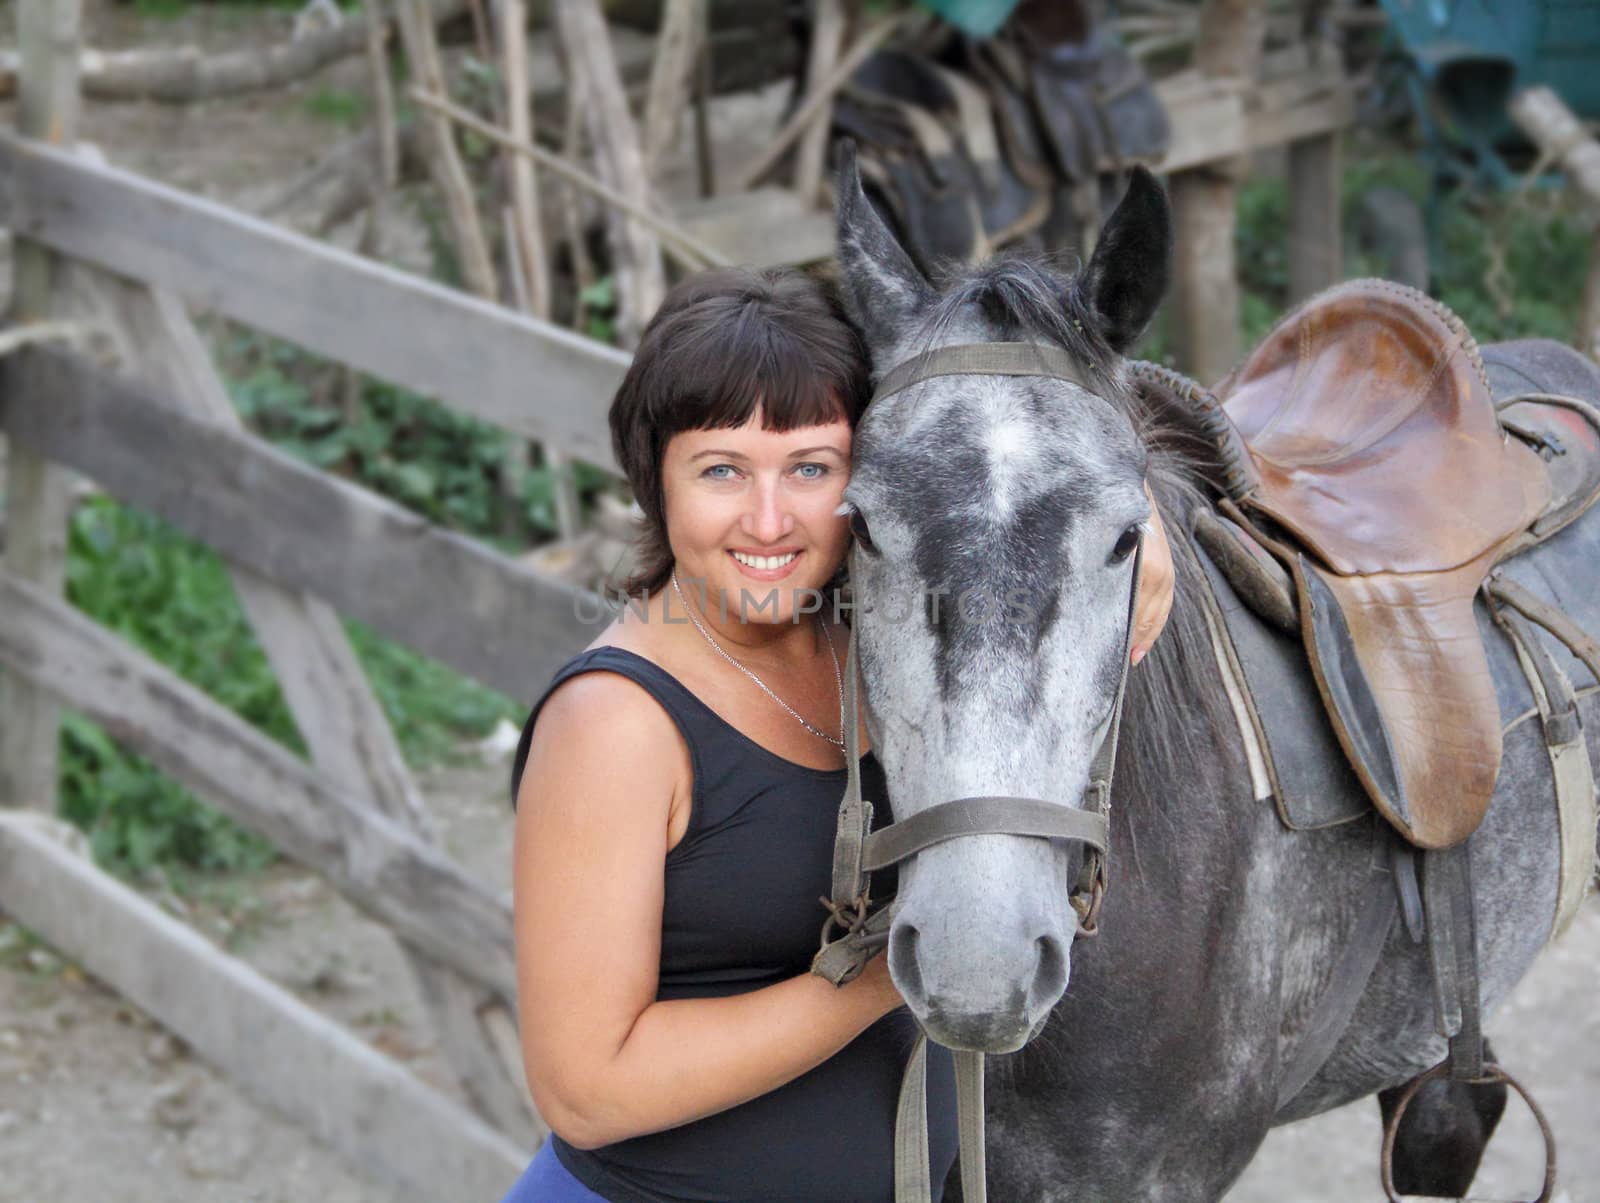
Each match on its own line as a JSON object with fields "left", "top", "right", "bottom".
{"left": 919, "top": 254, "right": 1247, "bottom": 815}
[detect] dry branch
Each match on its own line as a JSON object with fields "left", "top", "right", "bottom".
{"left": 501, "top": 0, "right": 580, "bottom": 538}
{"left": 503, "top": 0, "right": 552, "bottom": 319}
{"left": 555, "top": 0, "right": 667, "bottom": 347}
{"left": 365, "top": 0, "right": 403, "bottom": 196}
{"left": 643, "top": 0, "right": 706, "bottom": 178}
{"left": 730, "top": 12, "right": 904, "bottom": 194}
{"left": 792, "top": 0, "right": 846, "bottom": 205}
{"left": 0, "top": 1, "right": 469, "bottom": 104}
{"left": 394, "top": 0, "right": 500, "bottom": 299}
{"left": 410, "top": 87, "right": 728, "bottom": 268}
{"left": 1510, "top": 87, "right": 1600, "bottom": 210}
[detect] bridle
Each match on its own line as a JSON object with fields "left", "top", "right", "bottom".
{"left": 808, "top": 342, "right": 1145, "bottom": 1203}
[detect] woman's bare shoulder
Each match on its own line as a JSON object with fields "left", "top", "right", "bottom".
{"left": 521, "top": 604, "right": 692, "bottom": 812}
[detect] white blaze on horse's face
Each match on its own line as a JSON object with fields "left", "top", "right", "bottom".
{"left": 832, "top": 146, "right": 1172, "bottom": 1052}
{"left": 844, "top": 372, "right": 1148, "bottom": 1051}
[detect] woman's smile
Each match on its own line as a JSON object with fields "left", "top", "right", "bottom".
{"left": 728, "top": 547, "right": 804, "bottom": 580}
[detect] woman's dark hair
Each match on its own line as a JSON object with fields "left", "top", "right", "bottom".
{"left": 608, "top": 266, "right": 871, "bottom": 598}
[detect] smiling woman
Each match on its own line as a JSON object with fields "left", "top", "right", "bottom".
{"left": 501, "top": 266, "right": 961, "bottom": 1203}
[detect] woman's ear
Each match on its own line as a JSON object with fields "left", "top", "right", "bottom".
{"left": 833, "top": 141, "right": 934, "bottom": 360}
{"left": 1078, "top": 167, "right": 1171, "bottom": 353}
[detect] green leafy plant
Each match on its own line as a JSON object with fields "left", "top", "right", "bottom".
{"left": 1228, "top": 146, "right": 1589, "bottom": 354}
{"left": 222, "top": 328, "right": 617, "bottom": 542}
{"left": 304, "top": 87, "right": 368, "bottom": 127}
{"left": 56, "top": 492, "right": 524, "bottom": 878}
{"left": 581, "top": 276, "right": 620, "bottom": 345}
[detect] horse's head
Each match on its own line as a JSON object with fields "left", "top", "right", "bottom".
{"left": 833, "top": 148, "right": 1172, "bottom": 1052}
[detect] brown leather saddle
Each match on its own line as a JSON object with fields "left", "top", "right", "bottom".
{"left": 1159, "top": 279, "right": 1600, "bottom": 849}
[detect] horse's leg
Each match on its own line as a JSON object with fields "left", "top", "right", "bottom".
{"left": 1376, "top": 1040, "right": 1508, "bottom": 1197}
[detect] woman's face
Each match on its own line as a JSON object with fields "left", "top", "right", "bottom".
{"left": 661, "top": 401, "right": 853, "bottom": 626}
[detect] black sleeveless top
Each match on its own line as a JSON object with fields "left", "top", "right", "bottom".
{"left": 511, "top": 646, "right": 958, "bottom": 1203}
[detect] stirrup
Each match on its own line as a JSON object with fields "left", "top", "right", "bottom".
{"left": 1378, "top": 1060, "right": 1557, "bottom": 1203}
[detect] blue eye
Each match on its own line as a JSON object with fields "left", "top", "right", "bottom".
{"left": 795, "top": 463, "right": 829, "bottom": 479}
{"left": 702, "top": 464, "right": 738, "bottom": 480}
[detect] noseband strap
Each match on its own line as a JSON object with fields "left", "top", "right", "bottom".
{"left": 862, "top": 795, "right": 1109, "bottom": 873}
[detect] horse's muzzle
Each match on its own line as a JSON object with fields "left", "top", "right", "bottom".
{"left": 888, "top": 908, "right": 1070, "bottom": 1053}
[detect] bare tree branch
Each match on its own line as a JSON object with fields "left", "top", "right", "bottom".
{"left": 394, "top": 0, "right": 500, "bottom": 299}
{"left": 642, "top": 0, "right": 705, "bottom": 179}
{"left": 0, "top": 0, "right": 469, "bottom": 104}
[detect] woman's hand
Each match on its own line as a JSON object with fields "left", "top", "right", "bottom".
{"left": 1130, "top": 482, "right": 1174, "bottom": 666}
{"left": 852, "top": 951, "right": 905, "bottom": 1018}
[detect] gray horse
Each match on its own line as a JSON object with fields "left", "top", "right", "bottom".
{"left": 831, "top": 149, "right": 1597, "bottom": 1199}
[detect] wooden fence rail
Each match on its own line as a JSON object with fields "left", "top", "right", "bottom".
{"left": 59, "top": 260, "right": 545, "bottom": 1143}
{"left": 0, "top": 570, "right": 519, "bottom": 1003}
{"left": 1, "top": 345, "right": 609, "bottom": 698}
{"left": 0, "top": 813, "right": 527, "bottom": 1203}
{"left": 0, "top": 133, "right": 629, "bottom": 471}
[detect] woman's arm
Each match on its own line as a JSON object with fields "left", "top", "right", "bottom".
{"left": 512, "top": 671, "right": 901, "bottom": 1151}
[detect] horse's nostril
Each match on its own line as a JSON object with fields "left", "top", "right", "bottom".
{"left": 889, "top": 923, "right": 927, "bottom": 1008}
{"left": 1028, "top": 933, "right": 1068, "bottom": 1011}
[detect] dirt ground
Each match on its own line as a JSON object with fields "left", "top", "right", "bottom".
{"left": 1, "top": 5, "right": 1597, "bottom": 1202}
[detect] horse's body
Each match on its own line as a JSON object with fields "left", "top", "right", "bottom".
{"left": 983, "top": 407, "right": 1595, "bottom": 1198}
{"left": 830, "top": 151, "right": 1596, "bottom": 1200}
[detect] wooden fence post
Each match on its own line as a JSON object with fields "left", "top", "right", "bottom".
{"left": 0, "top": 0, "right": 81, "bottom": 813}
{"left": 1287, "top": 138, "right": 1341, "bottom": 303}
{"left": 1167, "top": 0, "right": 1266, "bottom": 385}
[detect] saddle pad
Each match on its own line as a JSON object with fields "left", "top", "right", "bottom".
{"left": 1194, "top": 542, "right": 1371, "bottom": 831}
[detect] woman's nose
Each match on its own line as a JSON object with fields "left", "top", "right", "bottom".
{"left": 741, "top": 480, "right": 794, "bottom": 544}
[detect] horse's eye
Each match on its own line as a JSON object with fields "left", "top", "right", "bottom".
{"left": 1109, "top": 523, "right": 1142, "bottom": 565}
{"left": 849, "top": 508, "right": 877, "bottom": 554}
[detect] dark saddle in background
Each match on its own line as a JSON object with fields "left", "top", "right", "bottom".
{"left": 829, "top": 2, "right": 1169, "bottom": 270}
{"left": 1135, "top": 279, "right": 1600, "bottom": 850}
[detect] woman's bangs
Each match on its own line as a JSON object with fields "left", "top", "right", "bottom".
{"left": 663, "top": 317, "right": 849, "bottom": 436}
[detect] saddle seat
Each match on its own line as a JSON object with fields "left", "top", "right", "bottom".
{"left": 1214, "top": 279, "right": 1553, "bottom": 849}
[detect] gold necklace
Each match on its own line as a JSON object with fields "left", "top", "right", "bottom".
{"left": 671, "top": 571, "right": 846, "bottom": 750}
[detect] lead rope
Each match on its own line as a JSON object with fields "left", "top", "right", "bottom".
{"left": 815, "top": 539, "right": 1143, "bottom": 1202}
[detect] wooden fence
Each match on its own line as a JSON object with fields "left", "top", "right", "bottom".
{"left": 0, "top": 2, "right": 1357, "bottom": 1197}
{"left": 0, "top": 126, "right": 628, "bottom": 1202}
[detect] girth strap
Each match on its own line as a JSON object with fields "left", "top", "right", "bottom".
{"left": 1489, "top": 586, "right": 1599, "bottom": 941}
{"left": 1423, "top": 841, "right": 1485, "bottom": 1081}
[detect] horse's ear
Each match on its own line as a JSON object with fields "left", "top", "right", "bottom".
{"left": 833, "top": 140, "right": 933, "bottom": 356}
{"left": 1079, "top": 167, "right": 1171, "bottom": 353}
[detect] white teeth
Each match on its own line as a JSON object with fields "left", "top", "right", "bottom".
{"left": 732, "top": 551, "right": 797, "bottom": 570}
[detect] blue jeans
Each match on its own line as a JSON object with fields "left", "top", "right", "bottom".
{"left": 500, "top": 1139, "right": 610, "bottom": 1202}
